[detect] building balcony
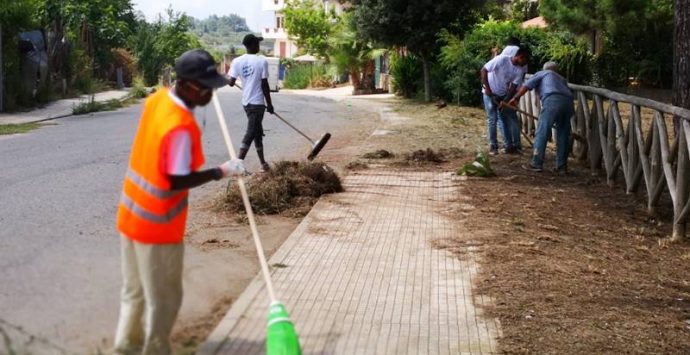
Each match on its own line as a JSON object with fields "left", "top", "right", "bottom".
{"left": 263, "top": 27, "right": 288, "bottom": 40}
{"left": 262, "top": 0, "right": 286, "bottom": 11}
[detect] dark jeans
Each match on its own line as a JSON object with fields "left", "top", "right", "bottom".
{"left": 531, "top": 94, "right": 574, "bottom": 169}
{"left": 241, "top": 104, "right": 266, "bottom": 150}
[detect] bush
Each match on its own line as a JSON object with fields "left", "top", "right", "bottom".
{"left": 130, "top": 75, "right": 148, "bottom": 99}
{"left": 283, "top": 64, "right": 330, "bottom": 89}
{"left": 390, "top": 52, "right": 422, "bottom": 98}
{"left": 439, "top": 19, "right": 593, "bottom": 106}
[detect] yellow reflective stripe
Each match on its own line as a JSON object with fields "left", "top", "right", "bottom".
{"left": 120, "top": 193, "right": 188, "bottom": 224}
{"left": 126, "top": 168, "right": 182, "bottom": 199}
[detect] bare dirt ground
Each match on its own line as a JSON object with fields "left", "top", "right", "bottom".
{"left": 352, "top": 98, "right": 690, "bottom": 354}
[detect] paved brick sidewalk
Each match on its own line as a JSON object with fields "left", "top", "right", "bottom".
{"left": 200, "top": 170, "right": 500, "bottom": 354}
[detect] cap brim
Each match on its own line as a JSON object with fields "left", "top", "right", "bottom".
{"left": 197, "top": 73, "right": 230, "bottom": 89}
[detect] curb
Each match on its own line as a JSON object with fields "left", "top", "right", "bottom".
{"left": 197, "top": 197, "right": 328, "bottom": 355}
{"left": 0, "top": 91, "right": 135, "bottom": 125}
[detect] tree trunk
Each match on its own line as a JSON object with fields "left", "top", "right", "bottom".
{"left": 350, "top": 69, "right": 361, "bottom": 92}
{"left": 673, "top": 0, "right": 690, "bottom": 135}
{"left": 421, "top": 55, "right": 432, "bottom": 102}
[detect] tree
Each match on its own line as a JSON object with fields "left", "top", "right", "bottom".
{"left": 130, "top": 8, "right": 201, "bottom": 85}
{"left": 283, "top": 0, "right": 333, "bottom": 59}
{"left": 351, "top": 0, "right": 484, "bottom": 102}
{"left": 327, "top": 13, "right": 385, "bottom": 91}
{"left": 511, "top": 0, "right": 540, "bottom": 22}
{"left": 674, "top": 0, "right": 690, "bottom": 133}
{"left": 541, "top": 0, "right": 674, "bottom": 87}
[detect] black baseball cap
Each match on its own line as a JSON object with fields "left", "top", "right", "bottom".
{"left": 242, "top": 33, "right": 264, "bottom": 46}
{"left": 174, "top": 49, "right": 228, "bottom": 89}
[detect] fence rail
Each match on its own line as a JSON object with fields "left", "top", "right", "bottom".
{"left": 517, "top": 83, "right": 690, "bottom": 240}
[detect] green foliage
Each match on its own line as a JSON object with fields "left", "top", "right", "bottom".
{"left": 191, "top": 14, "right": 250, "bottom": 33}
{"left": 327, "top": 12, "right": 384, "bottom": 90}
{"left": 72, "top": 97, "right": 124, "bottom": 115}
{"left": 0, "top": 0, "right": 42, "bottom": 110}
{"left": 541, "top": 0, "right": 674, "bottom": 87}
{"left": 283, "top": 64, "right": 329, "bottom": 89}
{"left": 129, "top": 8, "right": 201, "bottom": 86}
{"left": 40, "top": 0, "right": 137, "bottom": 76}
{"left": 130, "top": 75, "right": 148, "bottom": 98}
{"left": 439, "top": 19, "right": 593, "bottom": 106}
{"left": 190, "top": 14, "right": 253, "bottom": 54}
{"left": 458, "top": 152, "right": 496, "bottom": 177}
{"left": 283, "top": 0, "right": 333, "bottom": 58}
{"left": 510, "top": 0, "right": 540, "bottom": 22}
{"left": 351, "top": 0, "right": 486, "bottom": 101}
{"left": 390, "top": 53, "right": 422, "bottom": 99}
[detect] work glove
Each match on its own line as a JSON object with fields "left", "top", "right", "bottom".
{"left": 219, "top": 158, "right": 246, "bottom": 177}
{"left": 266, "top": 104, "right": 275, "bottom": 114}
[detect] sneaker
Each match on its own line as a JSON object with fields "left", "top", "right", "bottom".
{"left": 489, "top": 149, "right": 498, "bottom": 156}
{"left": 260, "top": 162, "right": 271, "bottom": 172}
{"left": 522, "top": 164, "right": 543, "bottom": 172}
{"left": 553, "top": 166, "right": 568, "bottom": 176}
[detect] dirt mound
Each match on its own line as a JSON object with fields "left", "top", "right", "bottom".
{"left": 362, "top": 149, "right": 395, "bottom": 159}
{"left": 217, "top": 161, "right": 343, "bottom": 217}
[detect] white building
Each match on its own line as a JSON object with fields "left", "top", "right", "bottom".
{"left": 261, "top": 0, "right": 345, "bottom": 58}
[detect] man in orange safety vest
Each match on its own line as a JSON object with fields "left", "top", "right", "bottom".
{"left": 114, "top": 49, "right": 245, "bottom": 354}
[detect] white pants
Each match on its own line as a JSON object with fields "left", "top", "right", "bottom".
{"left": 114, "top": 236, "right": 184, "bottom": 355}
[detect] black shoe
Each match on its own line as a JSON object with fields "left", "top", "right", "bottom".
{"left": 522, "top": 164, "right": 543, "bottom": 172}
{"left": 553, "top": 166, "right": 568, "bottom": 176}
{"left": 489, "top": 149, "right": 498, "bottom": 156}
{"left": 260, "top": 162, "right": 271, "bottom": 172}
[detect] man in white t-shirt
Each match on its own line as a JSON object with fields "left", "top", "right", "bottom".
{"left": 227, "top": 34, "right": 275, "bottom": 172}
{"left": 481, "top": 47, "right": 530, "bottom": 155}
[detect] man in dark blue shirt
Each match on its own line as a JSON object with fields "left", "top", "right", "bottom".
{"left": 509, "top": 62, "right": 574, "bottom": 173}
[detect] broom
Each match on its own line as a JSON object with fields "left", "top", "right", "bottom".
{"left": 212, "top": 94, "right": 302, "bottom": 355}
{"left": 234, "top": 84, "right": 331, "bottom": 160}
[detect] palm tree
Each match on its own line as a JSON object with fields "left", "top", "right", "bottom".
{"left": 327, "top": 12, "right": 385, "bottom": 92}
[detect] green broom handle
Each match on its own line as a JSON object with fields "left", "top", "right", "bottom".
{"left": 212, "top": 93, "right": 277, "bottom": 303}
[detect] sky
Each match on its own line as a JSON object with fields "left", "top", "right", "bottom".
{"left": 132, "top": 0, "right": 274, "bottom": 32}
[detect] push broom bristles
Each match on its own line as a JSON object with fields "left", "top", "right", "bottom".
{"left": 308, "top": 133, "right": 331, "bottom": 161}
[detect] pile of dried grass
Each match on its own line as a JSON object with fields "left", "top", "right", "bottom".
{"left": 218, "top": 161, "right": 343, "bottom": 217}
{"left": 403, "top": 148, "right": 446, "bottom": 163}
{"left": 362, "top": 149, "right": 395, "bottom": 159}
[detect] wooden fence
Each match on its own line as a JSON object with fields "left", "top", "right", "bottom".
{"left": 517, "top": 83, "right": 690, "bottom": 240}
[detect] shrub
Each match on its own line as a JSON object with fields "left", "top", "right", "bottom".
{"left": 283, "top": 64, "right": 330, "bottom": 89}
{"left": 130, "top": 75, "right": 148, "bottom": 99}
{"left": 390, "top": 52, "right": 421, "bottom": 98}
{"left": 439, "top": 19, "right": 593, "bottom": 106}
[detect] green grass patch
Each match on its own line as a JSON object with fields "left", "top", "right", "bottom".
{"left": 283, "top": 64, "right": 331, "bottom": 89}
{"left": 72, "top": 96, "right": 141, "bottom": 116}
{"left": 0, "top": 123, "right": 41, "bottom": 135}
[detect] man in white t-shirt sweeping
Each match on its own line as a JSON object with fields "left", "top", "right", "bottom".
{"left": 227, "top": 34, "right": 275, "bottom": 172}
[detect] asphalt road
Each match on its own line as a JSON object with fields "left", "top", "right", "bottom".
{"left": 0, "top": 87, "right": 366, "bottom": 352}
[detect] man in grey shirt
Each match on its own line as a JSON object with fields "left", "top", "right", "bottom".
{"left": 509, "top": 61, "right": 574, "bottom": 173}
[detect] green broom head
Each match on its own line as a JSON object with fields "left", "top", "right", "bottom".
{"left": 266, "top": 301, "right": 302, "bottom": 355}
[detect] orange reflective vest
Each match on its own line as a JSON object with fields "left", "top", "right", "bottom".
{"left": 117, "top": 88, "right": 205, "bottom": 244}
